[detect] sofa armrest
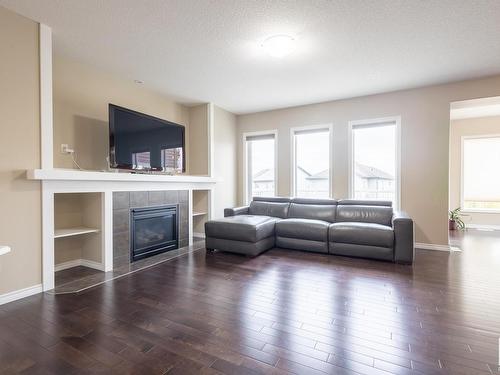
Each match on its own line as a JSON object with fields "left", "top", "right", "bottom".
{"left": 392, "top": 211, "right": 414, "bottom": 264}
{"left": 224, "top": 205, "right": 249, "bottom": 217}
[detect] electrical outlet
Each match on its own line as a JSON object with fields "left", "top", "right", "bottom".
{"left": 61, "top": 144, "right": 74, "bottom": 154}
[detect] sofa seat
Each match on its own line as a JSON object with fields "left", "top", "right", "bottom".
{"left": 329, "top": 222, "right": 394, "bottom": 248}
{"left": 276, "top": 218, "right": 329, "bottom": 253}
{"left": 328, "top": 222, "right": 394, "bottom": 261}
{"left": 205, "top": 215, "right": 279, "bottom": 243}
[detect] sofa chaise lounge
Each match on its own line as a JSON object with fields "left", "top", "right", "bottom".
{"left": 204, "top": 197, "right": 414, "bottom": 264}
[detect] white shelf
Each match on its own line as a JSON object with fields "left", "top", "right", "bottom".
{"left": 0, "top": 246, "right": 11, "bottom": 256}
{"left": 192, "top": 212, "right": 207, "bottom": 217}
{"left": 54, "top": 227, "right": 100, "bottom": 239}
{"left": 27, "top": 168, "right": 217, "bottom": 183}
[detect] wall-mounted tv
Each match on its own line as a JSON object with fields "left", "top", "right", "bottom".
{"left": 109, "top": 104, "right": 185, "bottom": 173}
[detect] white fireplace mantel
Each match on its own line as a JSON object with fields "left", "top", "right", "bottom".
{"left": 28, "top": 169, "right": 217, "bottom": 184}
{"left": 29, "top": 168, "right": 216, "bottom": 292}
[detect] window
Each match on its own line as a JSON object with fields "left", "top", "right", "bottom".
{"left": 350, "top": 118, "right": 400, "bottom": 207}
{"left": 131, "top": 151, "right": 151, "bottom": 169}
{"left": 291, "top": 126, "right": 332, "bottom": 198}
{"left": 244, "top": 132, "right": 277, "bottom": 203}
{"left": 462, "top": 136, "right": 500, "bottom": 211}
{"left": 161, "top": 147, "right": 183, "bottom": 172}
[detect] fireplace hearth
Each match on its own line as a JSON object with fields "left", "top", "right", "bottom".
{"left": 130, "top": 205, "right": 178, "bottom": 262}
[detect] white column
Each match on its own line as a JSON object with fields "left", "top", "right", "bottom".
{"left": 188, "top": 188, "right": 194, "bottom": 246}
{"left": 42, "top": 183, "right": 54, "bottom": 291}
{"left": 102, "top": 191, "right": 113, "bottom": 271}
{"left": 39, "top": 24, "right": 53, "bottom": 170}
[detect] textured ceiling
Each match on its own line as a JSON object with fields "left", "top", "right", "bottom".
{"left": 2, "top": 0, "right": 500, "bottom": 114}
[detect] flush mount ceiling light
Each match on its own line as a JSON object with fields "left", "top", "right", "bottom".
{"left": 262, "top": 34, "right": 296, "bottom": 58}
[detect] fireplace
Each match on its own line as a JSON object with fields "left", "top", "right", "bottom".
{"left": 130, "top": 205, "right": 178, "bottom": 262}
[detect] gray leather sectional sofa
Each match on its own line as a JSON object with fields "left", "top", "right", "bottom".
{"left": 205, "top": 197, "right": 414, "bottom": 264}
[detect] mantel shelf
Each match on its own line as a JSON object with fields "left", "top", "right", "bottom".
{"left": 54, "top": 227, "right": 100, "bottom": 239}
{"left": 27, "top": 169, "right": 217, "bottom": 183}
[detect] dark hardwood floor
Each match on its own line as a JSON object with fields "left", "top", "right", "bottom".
{"left": 1, "top": 231, "right": 500, "bottom": 374}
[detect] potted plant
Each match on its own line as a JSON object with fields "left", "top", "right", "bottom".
{"left": 449, "top": 207, "right": 466, "bottom": 230}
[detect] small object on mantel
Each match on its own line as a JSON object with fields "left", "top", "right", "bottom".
{"left": 0, "top": 246, "right": 11, "bottom": 256}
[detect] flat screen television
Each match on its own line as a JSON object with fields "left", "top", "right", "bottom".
{"left": 109, "top": 104, "right": 185, "bottom": 173}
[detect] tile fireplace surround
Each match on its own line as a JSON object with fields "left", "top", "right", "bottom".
{"left": 113, "top": 190, "right": 189, "bottom": 267}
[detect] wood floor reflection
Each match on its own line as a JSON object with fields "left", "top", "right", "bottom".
{"left": 1, "top": 230, "right": 500, "bottom": 374}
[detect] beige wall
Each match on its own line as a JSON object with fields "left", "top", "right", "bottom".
{"left": 187, "top": 104, "right": 209, "bottom": 175}
{"left": 237, "top": 75, "right": 500, "bottom": 246}
{"left": 53, "top": 55, "right": 190, "bottom": 171}
{"left": 450, "top": 116, "right": 500, "bottom": 227}
{"left": 213, "top": 106, "right": 237, "bottom": 218}
{"left": 0, "top": 7, "right": 42, "bottom": 294}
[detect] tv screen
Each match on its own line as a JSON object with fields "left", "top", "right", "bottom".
{"left": 109, "top": 104, "right": 185, "bottom": 172}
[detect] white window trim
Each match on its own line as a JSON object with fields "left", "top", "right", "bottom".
{"left": 348, "top": 116, "right": 401, "bottom": 210}
{"left": 290, "top": 124, "right": 334, "bottom": 198}
{"left": 242, "top": 129, "right": 279, "bottom": 205}
{"left": 460, "top": 134, "right": 500, "bottom": 214}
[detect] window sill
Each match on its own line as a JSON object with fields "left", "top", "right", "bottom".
{"left": 461, "top": 209, "right": 500, "bottom": 214}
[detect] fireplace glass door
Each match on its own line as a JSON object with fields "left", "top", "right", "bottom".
{"left": 130, "top": 205, "right": 178, "bottom": 261}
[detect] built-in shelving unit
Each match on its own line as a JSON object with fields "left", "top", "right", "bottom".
{"left": 54, "top": 227, "right": 100, "bottom": 239}
{"left": 192, "top": 190, "right": 210, "bottom": 237}
{"left": 54, "top": 193, "right": 103, "bottom": 272}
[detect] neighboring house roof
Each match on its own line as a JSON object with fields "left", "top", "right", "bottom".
{"left": 296, "top": 166, "right": 311, "bottom": 177}
{"left": 355, "top": 163, "right": 393, "bottom": 180}
{"left": 253, "top": 168, "right": 274, "bottom": 182}
{"left": 300, "top": 163, "right": 393, "bottom": 181}
{"left": 254, "top": 163, "right": 393, "bottom": 183}
{"left": 306, "top": 168, "right": 329, "bottom": 180}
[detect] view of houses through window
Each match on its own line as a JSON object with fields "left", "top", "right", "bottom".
{"left": 246, "top": 121, "right": 399, "bottom": 205}
{"left": 292, "top": 128, "right": 331, "bottom": 198}
{"left": 351, "top": 120, "right": 398, "bottom": 206}
{"left": 245, "top": 133, "right": 276, "bottom": 202}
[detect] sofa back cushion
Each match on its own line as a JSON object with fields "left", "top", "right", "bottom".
{"left": 338, "top": 199, "right": 392, "bottom": 207}
{"left": 288, "top": 198, "right": 338, "bottom": 223}
{"left": 249, "top": 197, "right": 290, "bottom": 218}
{"left": 336, "top": 204, "right": 393, "bottom": 226}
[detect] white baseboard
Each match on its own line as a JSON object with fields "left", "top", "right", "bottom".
{"left": 415, "top": 242, "right": 451, "bottom": 252}
{"left": 54, "top": 259, "right": 104, "bottom": 272}
{"left": 193, "top": 232, "right": 206, "bottom": 238}
{"left": 0, "top": 284, "right": 43, "bottom": 306}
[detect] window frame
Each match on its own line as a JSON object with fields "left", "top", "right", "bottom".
{"left": 348, "top": 116, "right": 401, "bottom": 209}
{"left": 290, "top": 124, "right": 334, "bottom": 198}
{"left": 242, "top": 129, "right": 279, "bottom": 204}
{"left": 460, "top": 134, "right": 500, "bottom": 213}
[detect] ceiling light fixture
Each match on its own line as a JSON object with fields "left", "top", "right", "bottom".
{"left": 262, "top": 35, "right": 296, "bottom": 58}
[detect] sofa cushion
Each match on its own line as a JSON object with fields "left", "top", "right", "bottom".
{"left": 329, "top": 222, "right": 394, "bottom": 248}
{"left": 337, "top": 199, "right": 392, "bottom": 207}
{"left": 288, "top": 198, "right": 337, "bottom": 223}
{"left": 276, "top": 218, "right": 329, "bottom": 242}
{"left": 205, "top": 215, "right": 278, "bottom": 242}
{"left": 336, "top": 205, "right": 393, "bottom": 226}
{"left": 249, "top": 201, "right": 290, "bottom": 218}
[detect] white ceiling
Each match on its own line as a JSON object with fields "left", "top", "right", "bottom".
{"left": 2, "top": 0, "right": 500, "bottom": 114}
